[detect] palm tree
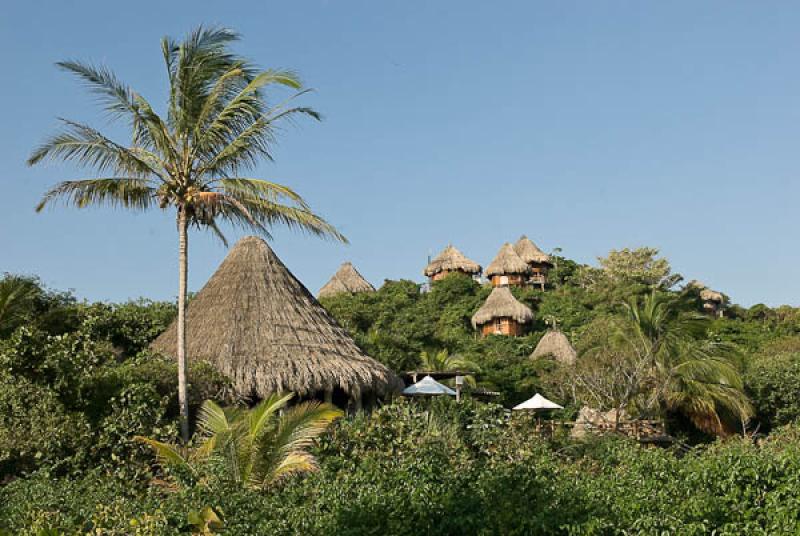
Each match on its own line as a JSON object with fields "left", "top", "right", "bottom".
{"left": 136, "top": 394, "right": 342, "bottom": 489}
{"left": 28, "top": 27, "right": 346, "bottom": 441}
{"left": 418, "top": 349, "right": 481, "bottom": 386}
{"left": 622, "top": 291, "right": 752, "bottom": 435}
{"left": 0, "top": 275, "right": 40, "bottom": 336}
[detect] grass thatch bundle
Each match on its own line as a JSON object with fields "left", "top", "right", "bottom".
{"left": 423, "top": 245, "right": 482, "bottom": 277}
{"left": 530, "top": 330, "right": 577, "bottom": 365}
{"left": 152, "top": 236, "right": 402, "bottom": 399}
{"left": 319, "top": 262, "right": 375, "bottom": 298}
{"left": 688, "top": 280, "right": 724, "bottom": 303}
{"left": 485, "top": 243, "right": 531, "bottom": 277}
{"left": 513, "top": 235, "right": 551, "bottom": 265}
{"left": 471, "top": 286, "right": 534, "bottom": 328}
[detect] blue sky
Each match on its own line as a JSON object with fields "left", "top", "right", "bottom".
{"left": 2, "top": 1, "right": 798, "bottom": 307}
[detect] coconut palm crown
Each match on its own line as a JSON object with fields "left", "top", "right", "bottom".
{"left": 27, "top": 26, "right": 346, "bottom": 440}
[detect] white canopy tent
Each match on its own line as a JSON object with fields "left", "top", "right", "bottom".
{"left": 513, "top": 393, "right": 564, "bottom": 411}
{"left": 402, "top": 375, "right": 456, "bottom": 396}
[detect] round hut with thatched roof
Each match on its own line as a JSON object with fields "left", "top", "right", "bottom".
{"left": 531, "top": 330, "right": 577, "bottom": 365}
{"left": 513, "top": 235, "right": 553, "bottom": 290}
{"left": 688, "top": 280, "right": 725, "bottom": 318}
{"left": 319, "top": 262, "right": 375, "bottom": 299}
{"left": 424, "top": 245, "right": 482, "bottom": 282}
{"left": 485, "top": 243, "right": 531, "bottom": 288}
{"left": 152, "top": 236, "right": 402, "bottom": 410}
{"left": 471, "top": 286, "right": 534, "bottom": 337}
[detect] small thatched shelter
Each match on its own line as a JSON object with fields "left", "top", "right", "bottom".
{"left": 513, "top": 235, "right": 552, "bottom": 289}
{"left": 530, "top": 330, "right": 577, "bottom": 365}
{"left": 152, "top": 236, "right": 401, "bottom": 408}
{"left": 318, "top": 262, "right": 375, "bottom": 298}
{"left": 424, "top": 245, "right": 482, "bottom": 282}
{"left": 485, "top": 243, "right": 531, "bottom": 287}
{"left": 471, "top": 286, "right": 534, "bottom": 337}
{"left": 688, "top": 280, "right": 725, "bottom": 318}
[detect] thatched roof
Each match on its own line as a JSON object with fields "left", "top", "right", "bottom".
{"left": 423, "top": 245, "right": 482, "bottom": 277}
{"left": 530, "top": 330, "right": 577, "bottom": 365}
{"left": 318, "top": 262, "right": 375, "bottom": 298}
{"left": 513, "top": 235, "right": 551, "bottom": 265}
{"left": 485, "top": 243, "right": 531, "bottom": 277}
{"left": 471, "top": 287, "right": 534, "bottom": 327}
{"left": 688, "top": 280, "right": 724, "bottom": 303}
{"left": 151, "top": 236, "right": 401, "bottom": 398}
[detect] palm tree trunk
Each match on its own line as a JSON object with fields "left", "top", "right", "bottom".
{"left": 177, "top": 208, "right": 190, "bottom": 442}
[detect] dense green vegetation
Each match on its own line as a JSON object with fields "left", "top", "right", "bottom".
{"left": 2, "top": 243, "right": 800, "bottom": 533}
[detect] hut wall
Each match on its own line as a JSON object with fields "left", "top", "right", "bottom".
{"left": 490, "top": 274, "right": 527, "bottom": 288}
{"left": 480, "top": 317, "right": 526, "bottom": 337}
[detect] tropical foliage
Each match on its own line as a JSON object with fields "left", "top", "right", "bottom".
{"left": 137, "top": 396, "right": 342, "bottom": 489}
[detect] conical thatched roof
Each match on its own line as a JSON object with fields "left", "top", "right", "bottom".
{"left": 688, "top": 280, "right": 724, "bottom": 303}
{"left": 471, "top": 287, "right": 534, "bottom": 327}
{"left": 530, "top": 330, "right": 577, "bottom": 365}
{"left": 318, "top": 262, "right": 375, "bottom": 298}
{"left": 513, "top": 235, "right": 551, "bottom": 265}
{"left": 485, "top": 243, "right": 531, "bottom": 277}
{"left": 423, "top": 245, "right": 482, "bottom": 277}
{"left": 151, "top": 237, "right": 401, "bottom": 398}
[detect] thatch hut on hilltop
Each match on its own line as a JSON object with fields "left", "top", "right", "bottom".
{"left": 688, "top": 280, "right": 725, "bottom": 318}
{"left": 319, "top": 262, "right": 375, "bottom": 298}
{"left": 513, "top": 235, "right": 552, "bottom": 290}
{"left": 471, "top": 286, "right": 534, "bottom": 337}
{"left": 485, "top": 243, "right": 531, "bottom": 288}
{"left": 152, "top": 236, "right": 401, "bottom": 409}
{"left": 424, "top": 245, "right": 482, "bottom": 282}
{"left": 530, "top": 330, "right": 577, "bottom": 365}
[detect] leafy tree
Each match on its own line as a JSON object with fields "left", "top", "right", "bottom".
{"left": 28, "top": 26, "right": 345, "bottom": 440}
{"left": 598, "top": 247, "right": 681, "bottom": 289}
{"left": 137, "top": 395, "right": 341, "bottom": 489}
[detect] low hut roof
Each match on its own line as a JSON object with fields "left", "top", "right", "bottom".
{"left": 530, "top": 330, "right": 577, "bottom": 365}
{"left": 485, "top": 243, "right": 531, "bottom": 277}
{"left": 688, "top": 280, "right": 724, "bottom": 303}
{"left": 513, "top": 235, "right": 551, "bottom": 265}
{"left": 319, "top": 262, "right": 375, "bottom": 298}
{"left": 151, "top": 236, "right": 402, "bottom": 398}
{"left": 471, "top": 286, "right": 534, "bottom": 327}
{"left": 423, "top": 245, "right": 482, "bottom": 277}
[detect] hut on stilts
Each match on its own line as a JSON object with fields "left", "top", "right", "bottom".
{"left": 319, "top": 262, "right": 375, "bottom": 298}
{"left": 424, "top": 245, "right": 482, "bottom": 282}
{"left": 471, "top": 286, "right": 534, "bottom": 337}
{"left": 151, "top": 236, "right": 402, "bottom": 411}
{"left": 530, "top": 330, "right": 577, "bottom": 365}
{"left": 485, "top": 243, "right": 531, "bottom": 288}
{"left": 513, "top": 235, "right": 553, "bottom": 290}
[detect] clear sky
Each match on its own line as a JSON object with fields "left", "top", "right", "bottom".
{"left": 2, "top": 1, "right": 798, "bottom": 307}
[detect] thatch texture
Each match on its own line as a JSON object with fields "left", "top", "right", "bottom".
{"left": 530, "top": 330, "right": 577, "bottom": 365}
{"left": 423, "top": 245, "right": 482, "bottom": 277}
{"left": 513, "top": 235, "right": 551, "bottom": 265}
{"left": 318, "top": 262, "right": 375, "bottom": 298}
{"left": 471, "top": 286, "right": 534, "bottom": 328}
{"left": 688, "top": 280, "right": 724, "bottom": 303}
{"left": 485, "top": 243, "right": 531, "bottom": 277}
{"left": 152, "top": 236, "right": 401, "bottom": 399}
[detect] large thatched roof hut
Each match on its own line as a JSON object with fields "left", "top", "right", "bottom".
{"left": 485, "top": 243, "right": 531, "bottom": 288}
{"left": 424, "top": 245, "right": 482, "bottom": 282}
{"left": 319, "top": 262, "right": 375, "bottom": 298}
{"left": 152, "top": 237, "right": 401, "bottom": 407}
{"left": 530, "top": 330, "right": 577, "bottom": 365}
{"left": 513, "top": 235, "right": 552, "bottom": 290}
{"left": 471, "top": 286, "right": 534, "bottom": 337}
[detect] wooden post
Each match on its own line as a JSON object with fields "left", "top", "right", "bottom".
{"left": 353, "top": 394, "right": 362, "bottom": 413}
{"left": 324, "top": 389, "right": 333, "bottom": 405}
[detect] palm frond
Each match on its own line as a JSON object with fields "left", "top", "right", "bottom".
{"left": 134, "top": 436, "right": 193, "bottom": 472}
{"left": 35, "top": 178, "right": 155, "bottom": 212}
